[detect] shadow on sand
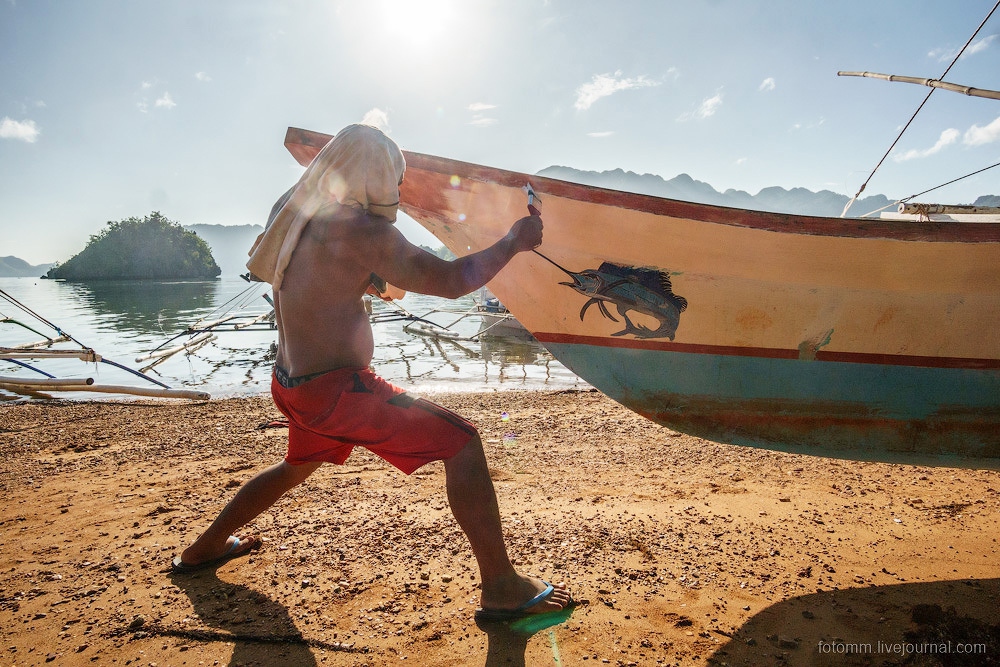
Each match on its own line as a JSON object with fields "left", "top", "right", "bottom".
{"left": 708, "top": 578, "right": 1000, "bottom": 666}
{"left": 163, "top": 567, "right": 351, "bottom": 667}
{"left": 475, "top": 605, "right": 577, "bottom": 667}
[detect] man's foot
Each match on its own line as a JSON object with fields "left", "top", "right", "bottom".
{"left": 171, "top": 534, "right": 260, "bottom": 573}
{"left": 475, "top": 576, "right": 572, "bottom": 622}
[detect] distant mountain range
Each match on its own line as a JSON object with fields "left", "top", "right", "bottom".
{"left": 0, "top": 256, "right": 55, "bottom": 278}
{"left": 537, "top": 166, "right": 999, "bottom": 217}
{"left": 184, "top": 223, "right": 263, "bottom": 277}
{"left": 4, "top": 175, "right": 996, "bottom": 278}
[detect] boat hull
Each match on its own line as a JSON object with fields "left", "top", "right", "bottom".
{"left": 543, "top": 335, "right": 999, "bottom": 465}
{"left": 284, "top": 127, "right": 1000, "bottom": 468}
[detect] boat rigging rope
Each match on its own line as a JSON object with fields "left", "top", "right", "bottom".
{"left": 841, "top": 0, "right": 1000, "bottom": 217}
{"left": 858, "top": 159, "right": 1000, "bottom": 217}
{"left": 200, "top": 281, "right": 270, "bottom": 323}
{"left": 0, "top": 286, "right": 172, "bottom": 388}
{"left": 0, "top": 287, "right": 86, "bottom": 347}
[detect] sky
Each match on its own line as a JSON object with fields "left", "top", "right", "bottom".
{"left": 1, "top": 0, "right": 999, "bottom": 265}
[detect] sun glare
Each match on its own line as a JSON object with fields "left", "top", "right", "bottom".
{"left": 377, "top": 0, "right": 455, "bottom": 49}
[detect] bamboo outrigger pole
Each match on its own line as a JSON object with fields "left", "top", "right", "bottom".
{"left": 838, "top": 71, "right": 1000, "bottom": 101}
{"left": 0, "top": 379, "right": 209, "bottom": 400}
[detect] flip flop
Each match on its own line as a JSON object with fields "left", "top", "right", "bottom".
{"left": 171, "top": 535, "right": 260, "bottom": 573}
{"left": 474, "top": 582, "right": 565, "bottom": 623}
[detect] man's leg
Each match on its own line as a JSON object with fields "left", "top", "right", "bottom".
{"left": 443, "top": 433, "right": 570, "bottom": 613}
{"left": 178, "top": 460, "right": 322, "bottom": 566}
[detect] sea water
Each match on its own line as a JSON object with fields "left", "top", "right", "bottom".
{"left": 0, "top": 276, "right": 585, "bottom": 400}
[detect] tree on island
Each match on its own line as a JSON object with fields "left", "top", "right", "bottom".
{"left": 45, "top": 212, "right": 221, "bottom": 280}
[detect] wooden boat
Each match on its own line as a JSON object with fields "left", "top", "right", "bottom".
{"left": 284, "top": 127, "right": 1000, "bottom": 469}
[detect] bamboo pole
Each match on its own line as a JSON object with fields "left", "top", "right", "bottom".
{"left": 0, "top": 347, "right": 101, "bottom": 362}
{"left": 898, "top": 203, "right": 1000, "bottom": 215}
{"left": 838, "top": 71, "right": 1000, "bottom": 101}
{"left": 0, "top": 380, "right": 209, "bottom": 400}
{"left": 135, "top": 332, "right": 215, "bottom": 362}
{"left": 0, "top": 376, "right": 93, "bottom": 386}
{"left": 233, "top": 311, "right": 274, "bottom": 330}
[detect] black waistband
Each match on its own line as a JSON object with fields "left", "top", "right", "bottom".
{"left": 273, "top": 365, "right": 333, "bottom": 388}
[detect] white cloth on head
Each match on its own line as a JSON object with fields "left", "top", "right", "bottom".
{"left": 246, "top": 124, "right": 406, "bottom": 290}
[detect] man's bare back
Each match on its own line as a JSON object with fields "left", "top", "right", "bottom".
{"left": 274, "top": 203, "right": 542, "bottom": 378}
{"left": 273, "top": 205, "right": 381, "bottom": 375}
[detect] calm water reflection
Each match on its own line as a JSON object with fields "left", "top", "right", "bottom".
{"left": 1, "top": 277, "right": 585, "bottom": 399}
{"left": 61, "top": 280, "right": 219, "bottom": 334}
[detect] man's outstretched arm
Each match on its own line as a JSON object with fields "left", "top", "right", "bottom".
{"left": 369, "top": 215, "right": 542, "bottom": 300}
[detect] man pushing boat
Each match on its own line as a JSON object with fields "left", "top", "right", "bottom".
{"left": 171, "top": 123, "right": 571, "bottom": 622}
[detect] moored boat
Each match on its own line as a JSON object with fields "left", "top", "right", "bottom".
{"left": 284, "top": 127, "right": 1000, "bottom": 469}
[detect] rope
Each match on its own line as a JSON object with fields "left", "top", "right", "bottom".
{"left": 899, "top": 159, "right": 1000, "bottom": 204}
{"left": 842, "top": 0, "right": 1000, "bottom": 217}
{"left": 0, "top": 288, "right": 84, "bottom": 346}
{"left": 858, "top": 159, "right": 1000, "bottom": 217}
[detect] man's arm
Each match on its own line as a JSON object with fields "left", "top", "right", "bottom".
{"left": 368, "top": 216, "right": 542, "bottom": 300}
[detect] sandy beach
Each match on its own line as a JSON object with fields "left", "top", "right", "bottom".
{"left": 1, "top": 389, "right": 998, "bottom": 666}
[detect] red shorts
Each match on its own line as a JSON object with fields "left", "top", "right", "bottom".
{"left": 271, "top": 366, "right": 475, "bottom": 474}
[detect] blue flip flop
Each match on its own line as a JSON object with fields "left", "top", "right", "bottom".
{"left": 171, "top": 536, "right": 259, "bottom": 573}
{"left": 474, "top": 582, "right": 563, "bottom": 623}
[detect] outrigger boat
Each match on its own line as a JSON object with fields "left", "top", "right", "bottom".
{"left": 1, "top": 288, "right": 209, "bottom": 400}
{"left": 379, "top": 287, "right": 531, "bottom": 342}
{"left": 137, "top": 276, "right": 276, "bottom": 373}
{"left": 284, "top": 125, "right": 1000, "bottom": 469}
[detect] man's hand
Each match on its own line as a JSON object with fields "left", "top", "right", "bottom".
{"left": 506, "top": 215, "right": 544, "bottom": 253}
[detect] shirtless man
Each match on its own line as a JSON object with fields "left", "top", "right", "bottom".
{"left": 172, "top": 124, "right": 571, "bottom": 622}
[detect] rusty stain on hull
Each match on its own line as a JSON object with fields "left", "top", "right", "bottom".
{"left": 625, "top": 391, "right": 1000, "bottom": 469}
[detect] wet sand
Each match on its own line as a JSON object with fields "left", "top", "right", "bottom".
{"left": 1, "top": 390, "right": 998, "bottom": 666}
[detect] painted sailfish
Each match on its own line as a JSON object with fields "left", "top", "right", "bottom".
{"left": 522, "top": 185, "right": 687, "bottom": 340}
{"left": 559, "top": 262, "right": 688, "bottom": 339}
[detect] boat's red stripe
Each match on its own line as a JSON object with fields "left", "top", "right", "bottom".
{"left": 399, "top": 153, "right": 1000, "bottom": 243}
{"left": 284, "top": 127, "right": 1000, "bottom": 242}
{"left": 533, "top": 332, "right": 1000, "bottom": 370}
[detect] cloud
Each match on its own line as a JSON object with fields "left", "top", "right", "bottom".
{"left": 791, "top": 117, "right": 826, "bottom": 131}
{"left": 574, "top": 71, "right": 659, "bottom": 111}
{"left": 0, "top": 117, "right": 40, "bottom": 142}
{"left": 929, "top": 34, "right": 997, "bottom": 62}
{"left": 966, "top": 33, "right": 998, "bottom": 56}
{"left": 759, "top": 77, "right": 776, "bottom": 92}
{"left": 136, "top": 79, "right": 174, "bottom": 113}
{"left": 361, "top": 107, "right": 390, "bottom": 131}
{"left": 195, "top": 71, "right": 212, "bottom": 82}
{"left": 467, "top": 103, "right": 498, "bottom": 127}
{"left": 155, "top": 92, "right": 176, "bottom": 109}
{"left": 964, "top": 115, "right": 1000, "bottom": 146}
{"left": 586, "top": 131, "right": 615, "bottom": 138}
{"left": 894, "top": 128, "right": 959, "bottom": 161}
{"left": 677, "top": 91, "right": 723, "bottom": 121}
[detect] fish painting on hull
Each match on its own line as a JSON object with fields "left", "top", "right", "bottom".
{"left": 559, "top": 262, "right": 688, "bottom": 340}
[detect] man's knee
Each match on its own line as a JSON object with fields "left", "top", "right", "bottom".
{"left": 280, "top": 460, "right": 321, "bottom": 485}
{"left": 461, "top": 429, "right": 484, "bottom": 454}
